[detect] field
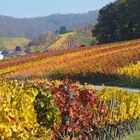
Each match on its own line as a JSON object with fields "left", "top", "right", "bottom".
{"left": 1, "top": 0, "right": 140, "bottom": 139}
{"left": 28, "top": 31, "right": 94, "bottom": 52}
{"left": 47, "top": 32, "right": 80, "bottom": 50}
{"left": 0, "top": 78, "right": 140, "bottom": 139}
{"left": 0, "top": 38, "right": 140, "bottom": 88}
{"left": 0, "top": 38, "right": 140, "bottom": 140}
{"left": 123, "top": 131, "right": 140, "bottom": 140}
{"left": 76, "top": 31, "right": 95, "bottom": 45}
{"left": 0, "top": 37, "right": 30, "bottom": 51}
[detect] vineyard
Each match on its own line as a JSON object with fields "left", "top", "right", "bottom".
{"left": 0, "top": 38, "right": 139, "bottom": 87}
{"left": 27, "top": 31, "right": 93, "bottom": 52}
{"left": 0, "top": 38, "right": 140, "bottom": 139}
{"left": 0, "top": 0, "right": 140, "bottom": 138}
{"left": 47, "top": 32, "right": 80, "bottom": 50}
{"left": 0, "top": 78, "right": 140, "bottom": 140}
{"left": 118, "top": 61, "right": 140, "bottom": 79}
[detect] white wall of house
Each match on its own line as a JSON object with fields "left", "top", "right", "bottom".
{"left": 0, "top": 51, "right": 4, "bottom": 60}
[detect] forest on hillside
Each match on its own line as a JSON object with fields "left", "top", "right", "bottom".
{"left": 0, "top": 11, "right": 98, "bottom": 38}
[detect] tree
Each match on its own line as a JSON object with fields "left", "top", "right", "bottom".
{"left": 59, "top": 26, "right": 67, "bottom": 34}
{"left": 92, "top": 0, "right": 140, "bottom": 44}
{"left": 15, "top": 46, "right": 22, "bottom": 52}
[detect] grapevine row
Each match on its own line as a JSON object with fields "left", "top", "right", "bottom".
{"left": 0, "top": 78, "right": 140, "bottom": 139}
{"left": 3, "top": 39, "right": 140, "bottom": 81}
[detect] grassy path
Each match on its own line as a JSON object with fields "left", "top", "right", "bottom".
{"left": 122, "top": 131, "right": 140, "bottom": 140}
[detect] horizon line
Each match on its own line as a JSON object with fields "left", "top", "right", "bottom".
{"left": 0, "top": 9, "right": 99, "bottom": 19}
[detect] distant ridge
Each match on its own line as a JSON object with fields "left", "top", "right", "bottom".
{"left": 0, "top": 10, "right": 98, "bottom": 38}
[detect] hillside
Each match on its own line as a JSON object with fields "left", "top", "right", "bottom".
{"left": 27, "top": 31, "right": 95, "bottom": 52}
{"left": 0, "top": 37, "right": 30, "bottom": 51}
{"left": 0, "top": 11, "right": 98, "bottom": 38}
{"left": 47, "top": 32, "right": 80, "bottom": 50}
{"left": 0, "top": 38, "right": 140, "bottom": 88}
{"left": 1, "top": 0, "right": 140, "bottom": 139}
{"left": 47, "top": 32, "right": 96, "bottom": 50}
{"left": 0, "top": 38, "right": 140, "bottom": 140}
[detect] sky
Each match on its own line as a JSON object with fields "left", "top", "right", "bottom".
{"left": 0, "top": 0, "right": 115, "bottom": 18}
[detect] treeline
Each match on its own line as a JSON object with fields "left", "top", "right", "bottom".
{"left": 92, "top": 0, "right": 140, "bottom": 43}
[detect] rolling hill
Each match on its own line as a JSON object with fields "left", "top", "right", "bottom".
{"left": 0, "top": 38, "right": 140, "bottom": 88}
{"left": 27, "top": 31, "right": 95, "bottom": 52}
{"left": 47, "top": 32, "right": 80, "bottom": 50}
{"left": 0, "top": 11, "right": 98, "bottom": 38}
{"left": 0, "top": 37, "right": 30, "bottom": 51}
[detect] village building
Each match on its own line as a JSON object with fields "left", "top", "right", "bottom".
{"left": 0, "top": 51, "right": 4, "bottom": 60}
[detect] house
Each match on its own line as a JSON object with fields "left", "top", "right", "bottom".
{"left": 24, "top": 49, "right": 33, "bottom": 54}
{"left": 6, "top": 51, "right": 17, "bottom": 57}
{"left": 0, "top": 51, "right": 4, "bottom": 60}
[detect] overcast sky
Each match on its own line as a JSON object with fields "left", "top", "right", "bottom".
{"left": 0, "top": 0, "right": 116, "bottom": 18}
